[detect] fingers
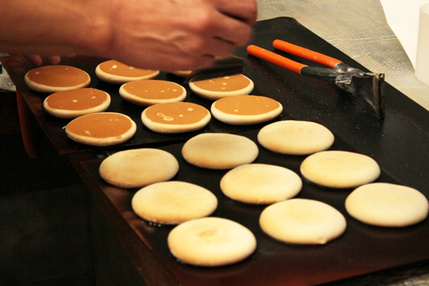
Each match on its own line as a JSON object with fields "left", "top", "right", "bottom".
{"left": 200, "top": 0, "right": 257, "bottom": 50}
{"left": 217, "top": 0, "right": 258, "bottom": 25}
{"left": 24, "top": 55, "right": 61, "bottom": 66}
{"left": 46, "top": 55, "right": 61, "bottom": 65}
{"left": 24, "top": 55, "right": 43, "bottom": 66}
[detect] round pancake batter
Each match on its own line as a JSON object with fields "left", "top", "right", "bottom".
{"left": 95, "top": 59, "right": 159, "bottom": 84}
{"left": 25, "top": 65, "right": 91, "bottom": 93}
{"left": 189, "top": 74, "right": 254, "bottom": 100}
{"left": 141, "top": 102, "right": 211, "bottom": 133}
{"left": 345, "top": 183, "right": 429, "bottom": 227}
{"left": 131, "top": 181, "right": 218, "bottom": 224}
{"left": 65, "top": 112, "right": 136, "bottom": 146}
{"left": 119, "top": 79, "right": 186, "bottom": 106}
{"left": 259, "top": 198, "right": 347, "bottom": 244}
{"left": 168, "top": 217, "right": 257, "bottom": 266}
{"left": 182, "top": 133, "right": 259, "bottom": 169}
{"left": 257, "top": 120, "right": 335, "bottom": 155}
{"left": 300, "top": 150, "right": 380, "bottom": 189}
{"left": 220, "top": 163, "right": 302, "bottom": 204}
{"left": 43, "top": 88, "right": 111, "bottom": 118}
{"left": 211, "top": 95, "right": 283, "bottom": 125}
{"left": 99, "top": 148, "right": 179, "bottom": 188}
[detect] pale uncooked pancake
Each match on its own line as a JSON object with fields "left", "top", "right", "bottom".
{"left": 220, "top": 164, "right": 302, "bottom": 204}
{"left": 25, "top": 65, "right": 91, "bottom": 93}
{"left": 345, "top": 183, "right": 429, "bottom": 227}
{"left": 182, "top": 133, "right": 259, "bottom": 169}
{"left": 119, "top": 79, "right": 186, "bottom": 106}
{"left": 189, "top": 74, "right": 254, "bottom": 100}
{"left": 141, "top": 102, "right": 211, "bottom": 133}
{"left": 131, "top": 181, "right": 218, "bottom": 224}
{"left": 259, "top": 199, "right": 347, "bottom": 245}
{"left": 65, "top": 112, "right": 136, "bottom": 146}
{"left": 211, "top": 95, "right": 283, "bottom": 125}
{"left": 99, "top": 148, "right": 179, "bottom": 188}
{"left": 168, "top": 217, "right": 257, "bottom": 266}
{"left": 300, "top": 150, "right": 380, "bottom": 189}
{"left": 95, "top": 59, "right": 159, "bottom": 84}
{"left": 43, "top": 88, "right": 111, "bottom": 118}
{"left": 257, "top": 120, "right": 335, "bottom": 155}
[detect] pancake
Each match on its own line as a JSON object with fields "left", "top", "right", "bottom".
{"left": 189, "top": 74, "right": 254, "bottom": 100}
{"left": 211, "top": 95, "right": 283, "bottom": 125}
{"left": 168, "top": 217, "right": 257, "bottom": 266}
{"left": 345, "top": 183, "right": 429, "bottom": 227}
{"left": 181, "top": 133, "right": 259, "bottom": 169}
{"left": 43, "top": 88, "right": 111, "bottom": 119}
{"left": 119, "top": 79, "right": 186, "bottom": 106}
{"left": 131, "top": 181, "right": 218, "bottom": 225}
{"left": 259, "top": 199, "right": 347, "bottom": 245}
{"left": 25, "top": 65, "right": 91, "bottom": 93}
{"left": 220, "top": 164, "right": 302, "bottom": 204}
{"left": 171, "top": 70, "right": 192, "bottom": 77}
{"left": 300, "top": 150, "right": 381, "bottom": 189}
{"left": 95, "top": 59, "right": 159, "bottom": 84}
{"left": 99, "top": 148, "right": 179, "bottom": 188}
{"left": 65, "top": 112, "right": 136, "bottom": 146}
{"left": 141, "top": 102, "right": 211, "bottom": 133}
{"left": 257, "top": 120, "right": 335, "bottom": 155}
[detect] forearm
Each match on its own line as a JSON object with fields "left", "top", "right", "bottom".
{"left": 0, "top": 0, "right": 112, "bottom": 57}
{"left": 0, "top": 0, "right": 257, "bottom": 71}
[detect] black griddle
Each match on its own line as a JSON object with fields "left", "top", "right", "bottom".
{"left": 81, "top": 128, "right": 428, "bottom": 286}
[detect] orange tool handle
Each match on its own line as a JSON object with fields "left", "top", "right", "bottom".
{"left": 273, "top": 39, "right": 342, "bottom": 68}
{"left": 247, "top": 45, "right": 306, "bottom": 74}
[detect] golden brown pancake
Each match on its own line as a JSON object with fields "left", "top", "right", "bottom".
{"left": 119, "top": 79, "right": 186, "bottom": 106}
{"left": 141, "top": 102, "right": 211, "bottom": 133}
{"left": 189, "top": 74, "right": 254, "bottom": 100}
{"left": 65, "top": 112, "right": 136, "bottom": 146}
{"left": 95, "top": 59, "right": 159, "bottom": 84}
{"left": 171, "top": 70, "right": 192, "bottom": 77}
{"left": 43, "top": 88, "right": 110, "bottom": 118}
{"left": 25, "top": 65, "right": 91, "bottom": 93}
{"left": 211, "top": 95, "right": 282, "bottom": 125}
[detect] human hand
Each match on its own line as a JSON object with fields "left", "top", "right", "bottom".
{"left": 102, "top": 0, "right": 257, "bottom": 71}
{"left": 24, "top": 55, "right": 62, "bottom": 66}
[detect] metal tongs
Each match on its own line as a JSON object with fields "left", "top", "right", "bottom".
{"left": 247, "top": 40, "right": 385, "bottom": 119}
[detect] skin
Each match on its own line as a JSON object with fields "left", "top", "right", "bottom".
{"left": 0, "top": 0, "right": 257, "bottom": 69}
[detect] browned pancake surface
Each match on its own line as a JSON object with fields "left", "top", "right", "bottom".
{"left": 26, "top": 65, "right": 90, "bottom": 87}
{"left": 214, "top": 95, "right": 281, "bottom": 115}
{"left": 122, "top": 80, "right": 184, "bottom": 100}
{"left": 144, "top": 102, "right": 209, "bottom": 125}
{"left": 191, "top": 74, "right": 251, "bottom": 91}
{"left": 45, "top": 88, "right": 109, "bottom": 110}
{"left": 98, "top": 60, "right": 157, "bottom": 77}
{"left": 67, "top": 113, "right": 133, "bottom": 138}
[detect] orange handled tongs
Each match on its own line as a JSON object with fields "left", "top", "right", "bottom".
{"left": 247, "top": 40, "right": 385, "bottom": 119}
